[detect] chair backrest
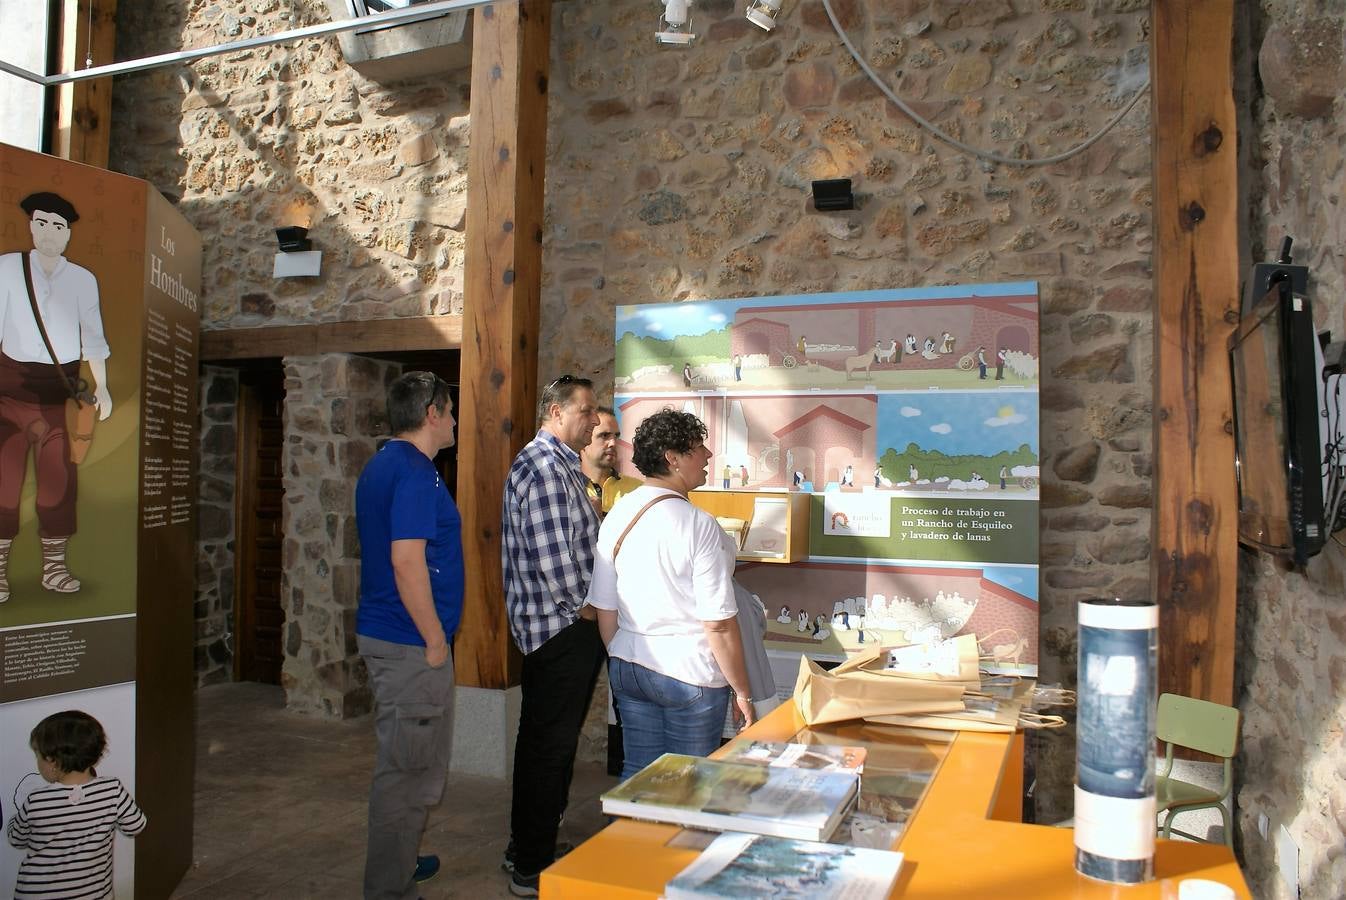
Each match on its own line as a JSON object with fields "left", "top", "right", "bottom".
{"left": 1156, "top": 693, "right": 1240, "bottom": 758}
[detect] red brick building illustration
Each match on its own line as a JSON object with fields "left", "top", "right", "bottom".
{"left": 615, "top": 393, "right": 878, "bottom": 488}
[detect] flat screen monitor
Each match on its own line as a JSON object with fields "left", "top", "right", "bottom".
{"left": 1228, "top": 281, "right": 1325, "bottom": 564}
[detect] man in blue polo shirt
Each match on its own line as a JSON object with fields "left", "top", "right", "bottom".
{"left": 355, "top": 371, "right": 463, "bottom": 900}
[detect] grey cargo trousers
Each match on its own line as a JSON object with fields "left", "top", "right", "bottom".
{"left": 359, "top": 635, "right": 455, "bottom": 900}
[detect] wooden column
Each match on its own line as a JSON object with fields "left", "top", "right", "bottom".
{"left": 1150, "top": 2, "right": 1240, "bottom": 704}
{"left": 454, "top": 0, "right": 551, "bottom": 690}
{"left": 55, "top": 0, "right": 117, "bottom": 167}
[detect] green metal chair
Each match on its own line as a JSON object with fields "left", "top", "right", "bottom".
{"left": 1155, "top": 692, "right": 1240, "bottom": 846}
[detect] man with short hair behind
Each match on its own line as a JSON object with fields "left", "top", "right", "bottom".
{"left": 500, "top": 375, "right": 604, "bottom": 897}
{"left": 355, "top": 371, "right": 463, "bottom": 900}
{"left": 580, "top": 406, "right": 641, "bottom": 518}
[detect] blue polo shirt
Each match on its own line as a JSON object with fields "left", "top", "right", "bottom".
{"left": 355, "top": 439, "right": 464, "bottom": 646}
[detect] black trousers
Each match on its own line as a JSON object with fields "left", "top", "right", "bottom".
{"left": 510, "top": 618, "right": 605, "bottom": 877}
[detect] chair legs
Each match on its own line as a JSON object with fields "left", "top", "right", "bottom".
{"left": 1159, "top": 803, "right": 1233, "bottom": 846}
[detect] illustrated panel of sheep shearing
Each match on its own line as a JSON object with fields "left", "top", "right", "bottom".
{"left": 613, "top": 283, "right": 1040, "bottom": 395}
{"left": 612, "top": 282, "right": 1040, "bottom": 677}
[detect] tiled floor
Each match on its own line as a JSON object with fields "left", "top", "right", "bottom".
{"left": 169, "top": 682, "right": 617, "bottom": 899}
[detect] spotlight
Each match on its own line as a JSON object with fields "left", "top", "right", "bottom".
{"left": 656, "top": 0, "right": 695, "bottom": 45}
{"left": 746, "top": 0, "right": 781, "bottom": 31}
{"left": 811, "top": 178, "right": 855, "bottom": 212}
{"left": 273, "top": 225, "right": 322, "bottom": 278}
{"left": 275, "top": 226, "right": 312, "bottom": 252}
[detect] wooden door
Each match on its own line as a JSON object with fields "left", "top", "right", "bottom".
{"left": 233, "top": 367, "right": 286, "bottom": 684}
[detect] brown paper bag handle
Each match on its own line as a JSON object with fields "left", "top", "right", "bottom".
{"left": 1017, "top": 711, "right": 1067, "bottom": 729}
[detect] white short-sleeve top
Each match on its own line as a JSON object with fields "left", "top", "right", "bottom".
{"left": 586, "top": 485, "right": 739, "bottom": 687}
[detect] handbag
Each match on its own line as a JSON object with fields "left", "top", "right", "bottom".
{"left": 19, "top": 253, "right": 97, "bottom": 464}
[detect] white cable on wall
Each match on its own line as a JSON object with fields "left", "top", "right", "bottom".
{"left": 821, "top": 0, "right": 1151, "bottom": 168}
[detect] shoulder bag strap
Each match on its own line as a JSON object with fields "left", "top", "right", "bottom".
{"left": 611, "top": 492, "right": 685, "bottom": 562}
{"left": 19, "top": 253, "right": 81, "bottom": 401}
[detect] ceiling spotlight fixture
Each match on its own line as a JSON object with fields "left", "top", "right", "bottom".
{"left": 656, "top": 0, "right": 695, "bottom": 46}
{"left": 745, "top": 0, "right": 781, "bottom": 31}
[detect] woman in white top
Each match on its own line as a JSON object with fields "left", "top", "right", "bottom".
{"left": 587, "top": 410, "right": 756, "bottom": 778}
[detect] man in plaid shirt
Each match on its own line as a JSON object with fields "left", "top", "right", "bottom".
{"left": 500, "top": 375, "right": 604, "bottom": 897}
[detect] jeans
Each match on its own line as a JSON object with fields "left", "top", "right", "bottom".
{"left": 510, "top": 618, "right": 605, "bottom": 877}
{"left": 359, "top": 635, "right": 455, "bottom": 900}
{"left": 608, "top": 656, "right": 730, "bottom": 780}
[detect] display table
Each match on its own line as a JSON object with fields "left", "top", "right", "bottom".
{"left": 543, "top": 702, "right": 1251, "bottom": 899}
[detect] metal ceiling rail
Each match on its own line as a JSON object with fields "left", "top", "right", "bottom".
{"left": 0, "top": 0, "right": 490, "bottom": 87}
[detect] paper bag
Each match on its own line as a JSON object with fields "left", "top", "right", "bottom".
{"left": 865, "top": 694, "right": 1025, "bottom": 732}
{"left": 833, "top": 634, "right": 981, "bottom": 684}
{"left": 793, "top": 655, "right": 966, "bottom": 726}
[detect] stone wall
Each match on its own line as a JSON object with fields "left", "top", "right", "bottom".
{"left": 195, "top": 366, "right": 240, "bottom": 686}
{"left": 110, "top": 0, "right": 471, "bottom": 330}
{"left": 539, "top": 0, "right": 1154, "bottom": 818}
{"left": 1237, "top": 6, "right": 1346, "bottom": 897}
{"left": 279, "top": 353, "right": 399, "bottom": 718}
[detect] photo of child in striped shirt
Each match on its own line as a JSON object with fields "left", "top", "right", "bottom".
{"left": 6, "top": 710, "right": 146, "bottom": 899}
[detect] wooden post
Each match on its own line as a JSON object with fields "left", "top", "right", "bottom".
{"left": 55, "top": 0, "right": 118, "bottom": 167}
{"left": 1150, "top": 2, "right": 1239, "bottom": 704}
{"left": 454, "top": 0, "right": 551, "bottom": 690}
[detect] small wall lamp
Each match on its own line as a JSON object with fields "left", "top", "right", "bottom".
{"left": 273, "top": 226, "right": 322, "bottom": 278}
{"left": 811, "top": 178, "right": 854, "bottom": 212}
{"left": 275, "top": 226, "right": 311, "bottom": 252}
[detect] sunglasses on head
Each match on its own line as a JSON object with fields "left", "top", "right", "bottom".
{"left": 545, "top": 374, "right": 579, "bottom": 391}
{"left": 424, "top": 375, "right": 451, "bottom": 412}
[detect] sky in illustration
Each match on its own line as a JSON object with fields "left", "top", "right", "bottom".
{"left": 981, "top": 565, "right": 1039, "bottom": 601}
{"left": 615, "top": 283, "right": 1038, "bottom": 341}
{"left": 876, "top": 392, "right": 1040, "bottom": 456}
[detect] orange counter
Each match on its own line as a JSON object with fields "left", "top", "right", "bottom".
{"left": 543, "top": 703, "right": 1251, "bottom": 899}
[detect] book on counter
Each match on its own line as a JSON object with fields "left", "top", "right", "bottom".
{"left": 718, "top": 740, "right": 867, "bottom": 774}
{"left": 665, "top": 831, "right": 905, "bottom": 900}
{"left": 601, "top": 753, "right": 859, "bottom": 843}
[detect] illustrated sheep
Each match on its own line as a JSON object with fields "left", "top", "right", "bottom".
{"left": 1002, "top": 349, "right": 1038, "bottom": 379}
{"left": 844, "top": 351, "right": 874, "bottom": 379}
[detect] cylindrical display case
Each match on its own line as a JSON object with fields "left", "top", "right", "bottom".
{"left": 1073, "top": 598, "right": 1158, "bottom": 883}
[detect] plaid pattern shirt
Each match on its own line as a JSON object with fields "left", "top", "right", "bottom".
{"left": 501, "top": 430, "right": 601, "bottom": 654}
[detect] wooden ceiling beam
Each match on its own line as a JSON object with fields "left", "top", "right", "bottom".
{"left": 198, "top": 315, "right": 462, "bottom": 362}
